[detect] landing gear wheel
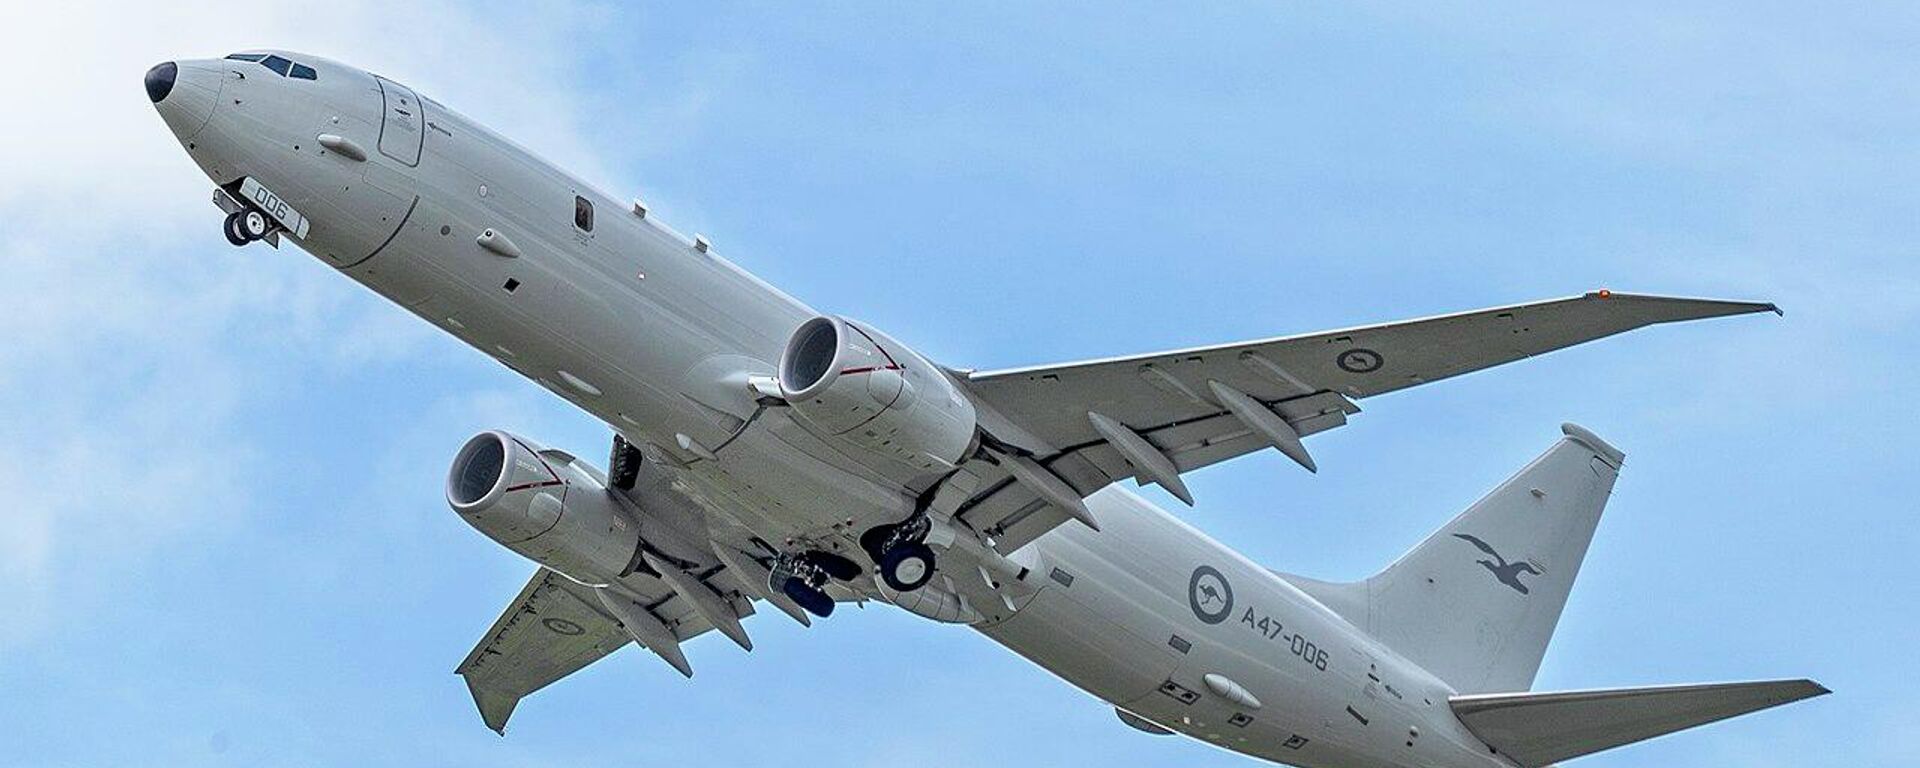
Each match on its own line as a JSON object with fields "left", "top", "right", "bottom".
{"left": 222, "top": 212, "right": 250, "bottom": 246}
{"left": 780, "top": 576, "right": 835, "bottom": 618}
{"left": 880, "top": 541, "right": 937, "bottom": 592}
{"left": 239, "top": 209, "right": 272, "bottom": 240}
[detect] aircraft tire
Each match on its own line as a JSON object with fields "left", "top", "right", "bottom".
{"left": 880, "top": 541, "right": 936, "bottom": 592}
{"left": 240, "top": 209, "right": 272, "bottom": 240}
{"left": 222, "top": 212, "right": 250, "bottom": 246}
{"left": 781, "top": 576, "right": 835, "bottom": 618}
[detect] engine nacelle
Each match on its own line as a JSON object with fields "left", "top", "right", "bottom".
{"left": 778, "top": 316, "right": 978, "bottom": 477}
{"left": 446, "top": 431, "right": 640, "bottom": 585}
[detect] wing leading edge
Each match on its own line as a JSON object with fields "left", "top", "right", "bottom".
{"left": 946, "top": 292, "right": 1776, "bottom": 552}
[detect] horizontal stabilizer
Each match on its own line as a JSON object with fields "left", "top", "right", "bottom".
{"left": 1450, "top": 679, "right": 1829, "bottom": 767}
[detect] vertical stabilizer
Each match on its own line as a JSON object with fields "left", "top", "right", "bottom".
{"left": 1290, "top": 424, "right": 1623, "bottom": 694}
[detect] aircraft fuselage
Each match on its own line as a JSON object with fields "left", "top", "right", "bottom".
{"left": 151, "top": 50, "right": 1529, "bottom": 768}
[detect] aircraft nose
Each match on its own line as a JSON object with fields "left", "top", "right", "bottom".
{"left": 144, "top": 61, "right": 177, "bottom": 103}
{"left": 148, "top": 59, "right": 221, "bottom": 141}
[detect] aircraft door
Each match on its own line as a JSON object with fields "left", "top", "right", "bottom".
{"left": 375, "top": 76, "right": 425, "bottom": 167}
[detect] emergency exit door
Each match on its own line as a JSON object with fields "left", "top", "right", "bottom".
{"left": 375, "top": 76, "right": 425, "bottom": 167}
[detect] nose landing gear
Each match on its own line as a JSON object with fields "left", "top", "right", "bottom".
{"left": 222, "top": 208, "right": 273, "bottom": 246}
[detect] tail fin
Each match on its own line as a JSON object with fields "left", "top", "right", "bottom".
{"left": 1286, "top": 424, "right": 1625, "bottom": 694}
{"left": 1449, "top": 679, "right": 1830, "bottom": 767}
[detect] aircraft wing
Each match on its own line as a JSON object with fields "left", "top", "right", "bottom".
{"left": 949, "top": 292, "right": 1777, "bottom": 553}
{"left": 455, "top": 568, "right": 633, "bottom": 734}
{"left": 455, "top": 559, "right": 780, "bottom": 734}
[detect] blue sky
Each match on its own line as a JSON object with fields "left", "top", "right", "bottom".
{"left": 3, "top": 2, "right": 1915, "bottom": 765}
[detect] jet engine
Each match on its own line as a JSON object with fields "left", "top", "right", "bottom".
{"left": 778, "top": 316, "right": 978, "bottom": 479}
{"left": 446, "top": 431, "right": 641, "bottom": 585}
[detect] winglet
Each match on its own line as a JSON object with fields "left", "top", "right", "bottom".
{"left": 462, "top": 676, "right": 518, "bottom": 735}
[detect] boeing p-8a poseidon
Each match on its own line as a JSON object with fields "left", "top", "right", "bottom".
{"left": 147, "top": 52, "right": 1825, "bottom": 766}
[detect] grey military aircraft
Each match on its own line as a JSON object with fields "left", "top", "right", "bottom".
{"left": 147, "top": 51, "right": 1825, "bottom": 767}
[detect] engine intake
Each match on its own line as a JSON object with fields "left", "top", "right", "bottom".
{"left": 778, "top": 316, "right": 978, "bottom": 478}
{"left": 447, "top": 431, "right": 640, "bottom": 585}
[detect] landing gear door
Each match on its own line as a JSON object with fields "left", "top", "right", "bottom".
{"left": 374, "top": 76, "right": 424, "bottom": 167}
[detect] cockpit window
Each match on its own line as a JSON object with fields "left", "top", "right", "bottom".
{"left": 225, "top": 53, "right": 319, "bottom": 80}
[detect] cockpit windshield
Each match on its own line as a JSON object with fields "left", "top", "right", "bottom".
{"left": 224, "top": 53, "right": 318, "bottom": 80}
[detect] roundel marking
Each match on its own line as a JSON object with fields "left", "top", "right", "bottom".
{"left": 1188, "top": 565, "right": 1234, "bottom": 625}
{"left": 1336, "top": 348, "right": 1384, "bottom": 374}
{"left": 542, "top": 617, "right": 587, "bottom": 636}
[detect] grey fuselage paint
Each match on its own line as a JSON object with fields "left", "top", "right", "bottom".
{"left": 154, "top": 51, "right": 1514, "bottom": 768}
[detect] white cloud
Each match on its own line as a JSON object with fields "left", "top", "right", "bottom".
{"left": 0, "top": 0, "right": 616, "bottom": 208}
{"left": 0, "top": 0, "right": 615, "bottom": 644}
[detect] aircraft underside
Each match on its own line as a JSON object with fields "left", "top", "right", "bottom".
{"left": 145, "top": 49, "right": 1826, "bottom": 767}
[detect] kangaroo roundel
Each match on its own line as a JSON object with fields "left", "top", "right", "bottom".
{"left": 1189, "top": 565, "right": 1234, "bottom": 624}
{"left": 542, "top": 617, "right": 586, "bottom": 636}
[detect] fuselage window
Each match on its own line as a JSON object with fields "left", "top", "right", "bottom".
{"left": 290, "top": 63, "right": 318, "bottom": 80}
{"left": 261, "top": 55, "right": 294, "bottom": 76}
{"left": 574, "top": 196, "right": 594, "bottom": 232}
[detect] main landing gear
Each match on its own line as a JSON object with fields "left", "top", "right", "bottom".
{"left": 863, "top": 515, "right": 937, "bottom": 593}
{"left": 770, "top": 551, "right": 861, "bottom": 619}
{"left": 222, "top": 208, "right": 273, "bottom": 246}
